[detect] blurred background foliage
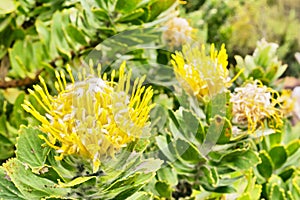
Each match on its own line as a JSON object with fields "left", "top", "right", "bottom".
{"left": 183, "top": 0, "right": 300, "bottom": 76}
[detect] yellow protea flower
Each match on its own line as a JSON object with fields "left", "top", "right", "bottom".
{"left": 171, "top": 43, "right": 230, "bottom": 101}
{"left": 22, "top": 62, "right": 155, "bottom": 172}
{"left": 230, "top": 81, "right": 283, "bottom": 133}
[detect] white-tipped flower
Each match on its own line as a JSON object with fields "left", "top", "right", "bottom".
{"left": 162, "top": 17, "right": 194, "bottom": 48}
{"left": 230, "top": 81, "right": 282, "bottom": 133}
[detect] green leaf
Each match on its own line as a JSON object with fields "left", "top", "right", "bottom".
{"left": 202, "top": 185, "right": 236, "bottom": 193}
{"left": 126, "top": 192, "right": 153, "bottom": 200}
{"left": 175, "top": 139, "right": 206, "bottom": 164}
{"left": 0, "top": 0, "right": 16, "bottom": 14}
{"left": 265, "top": 64, "right": 279, "bottom": 82}
{"left": 257, "top": 151, "right": 273, "bottom": 179}
{"left": 116, "top": 0, "right": 142, "bottom": 13}
{"left": 268, "top": 146, "right": 288, "bottom": 169}
{"left": 199, "top": 165, "right": 218, "bottom": 187}
{"left": 249, "top": 67, "right": 264, "bottom": 80}
{"left": 92, "top": 8, "right": 110, "bottom": 21}
{"left": 238, "top": 183, "right": 262, "bottom": 200}
{"left": 291, "top": 177, "right": 300, "bottom": 199}
{"left": 102, "top": 172, "right": 154, "bottom": 199}
{"left": 50, "top": 12, "right": 71, "bottom": 59}
{"left": 278, "top": 167, "right": 295, "bottom": 182}
{"left": 286, "top": 140, "right": 300, "bottom": 156}
{"left": 16, "top": 126, "right": 50, "bottom": 168}
{"left": 35, "top": 20, "right": 51, "bottom": 59}
{"left": 250, "top": 185, "right": 262, "bottom": 200}
{"left": 0, "top": 115, "right": 8, "bottom": 136}
{"left": 58, "top": 176, "right": 95, "bottom": 188}
{"left": 0, "top": 167, "right": 26, "bottom": 199}
{"left": 182, "top": 109, "right": 200, "bottom": 137}
{"left": 0, "top": 134, "right": 14, "bottom": 160}
{"left": 116, "top": 8, "right": 145, "bottom": 23}
{"left": 147, "top": 0, "right": 176, "bottom": 21}
{"left": 237, "top": 193, "right": 251, "bottom": 200}
{"left": 215, "top": 117, "right": 232, "bottom": 144}
{"left": 65, "top": 25, "right": 88, "bottom": 46}
{"left": 155, "top": 181, "right": 172, "bottom": 198}
{"left": 170, "top": 160, "right": 196, "bottom": 176}
{"left": 3, "top": 158, "right": 70, "bottom": 199}
{"left": 156, "top": 135, "right": 177, "bottom": 161}
{"left": 273, "top": 64, "right": 288, "bottom": 82}
{"left": 157, "top": 167, "right": 178, "bottom": 187}
{"left": 8, "top": 41, "right": 27, "bottom": 78}
{"left": 132, "top": 158, "right": 163, "bottom": 174}
{"left": 0, "top": 91, "right": 4, "bottom": 114}
{"left": 269, "top": 184, "right": 286, "bottom": 200}
{"left": 168, "top": 114, "right": 186, "bottom": 141}
{"left": 268, "top": 131, "right": 282, "bottom": 148}
{"left": 10, "top": 93, "right": 28, "bottom": 128}
{"left": 150, "top": 104, "right": 168, "bottom": 132}
{"left": 217, "top": 149, "right": 260, "bottom": 171}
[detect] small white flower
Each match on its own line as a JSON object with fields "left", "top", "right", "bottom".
{"left": 162, "top": 17, "right": 193, "bottom": 48}
{"left": 230, "top": 81, "right": 282, "bottom": 132}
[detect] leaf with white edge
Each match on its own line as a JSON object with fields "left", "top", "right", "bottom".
{"left": 286, "top": 140, "right": 300, "bottom": 156}
{"left": 175, "top": 139, "right": 206, "bottom": 164}
{"left": 199, "top": 165, "right": 219, "bottom": 187}
{"left": 65, "top": 25, "right": 88, "bottom": 46}
{"left": 16, "top": 126, "right": 50, "bottom": 168}
{"left": 217, "top": 149, "right": 261, "bottom": 171}
{"left": 291, "top": 177, "right": 300, "bottom": 199}
{"left": 155, "top": 181, "right": 172, "bottom": 198}
{"left": 58, "top": 176, "right": 95, "bottom": 188}
{"left": 257, "top": 151, "right": 273, "bottom": 179}
{"left": 126, "top": 191, "right": 153, "bottom": 200}
{"left": 237, "top": 193, "right": 252, "bottom": 200}
{"left": 100, "top": 172, "right": 154, "bottom": 199}
{"left": 116, "top": 8, "right": 145, "bottom": 22}
{"left": 156, "top": 135, "right": 177, "bottom": 161}
{"left": 115, "top": 0, "right": 142, "bottom": 13}
{"left": 269, "top": 184, "right": 286, "bottom": 200}
{"left": 132, "top": 158, "right": 163, "bottom": 174}
{"left": 157, "top": 167, "right": 178, "bottom": 187}
{"left": 0, "top": 167, "right": 26, "bottom": 200}
{"left": 3, "top": 158, "right": 70, "bottom": 199}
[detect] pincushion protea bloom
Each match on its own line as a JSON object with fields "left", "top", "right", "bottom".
{"left": 171, "top": 43, "right": 230, "bottom": 101}
{"left": 230, "top": 81, "right": 283, "bottom": 133}
{"left": 22, "top": 62, "right": 155, "bottom": 172}
{"left": 162, "top": 17, "right": 194, "bottom": 48}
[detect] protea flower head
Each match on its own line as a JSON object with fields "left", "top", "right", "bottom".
{"left": 230, "top": 81, "right": 283, "bottom": 133}
{"left": 171, "top": 43, "right": 230, "bottom": 101}
{"left": 22, "top": 62, "right": 155, "bottom": 172}
{"left": 162, "top": 17, "right": 194, "bottom": 48}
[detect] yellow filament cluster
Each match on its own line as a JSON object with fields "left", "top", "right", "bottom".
{"left": 22, "top": 62, "right": 154, "bottom": 172}
{"left": 230, "top": 81, "right": 283, "bottom": 133}
{"left": 171, "top": 43, "right": 230, "bottom": 101}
